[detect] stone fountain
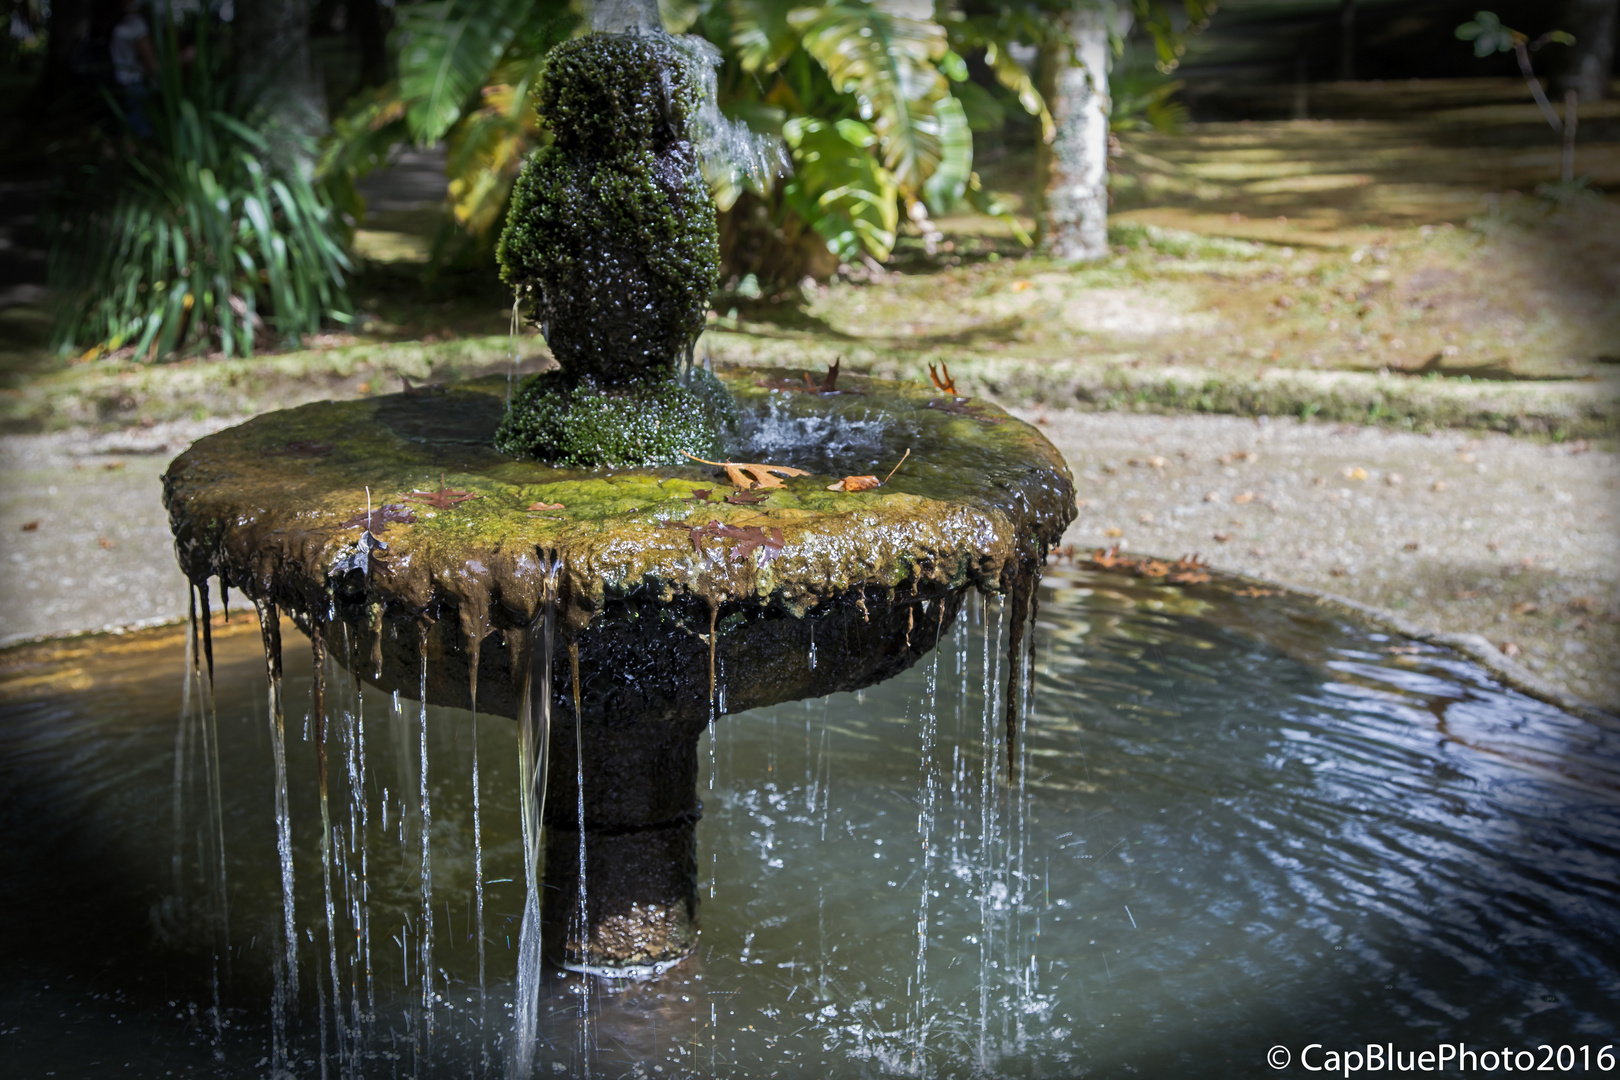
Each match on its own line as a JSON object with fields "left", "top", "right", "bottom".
{"left": 161, "top": 18, "right": 1073, "bottom": 981}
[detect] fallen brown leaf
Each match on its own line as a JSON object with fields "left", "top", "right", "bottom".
{"left": 828, "top": 448, "right": 911, "bottom": 492}
{"left": 1213, "top": 531, "right": 1234, "bottom": 543}
{"left": 1431, "top": 480, "right": 1448, "bottom": 492}
{"left": 1454, "top": 589, "right": 1481, "bottom": 599}
{"left": 684, "top": 453, "right": 809, "bottom": 490}
{"left": 343, "top": 504, "right": 419, "bottom": 532}
{"left": 685, "top": 520, "right": 786, "bottom": 565}
{"left": 526, "top": 501, "right": 566, "bottom": 512}
{"left": 403, "top": 474, "right": 481, "bottom": 510}
{"left": 1499, "top": 641, "right": 1522, "bottom": 658}
{"left": 103, "top": 460, "right": 125, "bottom": 471}
{"left": 725, "top": 490, "right": 767, "bottom": 505}
{"left": 97, "top": 536, "right": 116, "bottom": 549}
{"left": 927, "top": 362, "right": 958, "bottom": 395}
{"left": 1104, "top": 527, "right": 1124, "bottom": 538}
{"left": 1567, "top": 596, "right": 1597, "bottom": 614}
{"left": 20, "top": 520, "right": 39, "bottom": 532}
{"left": 1329, "top": 565, "right": 1349, "bottom": 577}
{"left": 1511, "top": 602, "right": 1540, "bottom": 616}
{"left": 1233, "top": 492, "right": 1257, "bottom": 504}
{"left": 1403, "top": 541, "right": 1420, "bottom": 551}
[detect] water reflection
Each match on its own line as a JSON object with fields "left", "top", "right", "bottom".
{"left": 0, "top": 567, "right": 1616, "bottom": 1076}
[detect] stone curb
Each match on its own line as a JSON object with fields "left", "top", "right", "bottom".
{"left": 1211, "top": 568, "right": 1620, "bottom": 730}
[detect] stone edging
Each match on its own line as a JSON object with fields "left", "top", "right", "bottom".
{"left": 9, "top": 581, "right": 1615, "bottom": 731}
{"left": 1217, "top": 569, "right": 1620, "bottom": 729}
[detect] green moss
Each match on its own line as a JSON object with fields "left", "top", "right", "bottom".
{"left": 537, "top": 34, "right": 702, "bottom": 157}
{"left": 497, "top": 34, "right": 719, "bottom": 386}
{"left": 494, "top": 368, "right": 735, "bottom": 467}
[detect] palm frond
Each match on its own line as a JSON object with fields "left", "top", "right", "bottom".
{"left": 397, "top": 0, "right": 534, "bottom": 145}
{"left": 782, "top": 116, "right": 899, "bottom": 261}
{"left": 789, "top": 1, "right": 959, "bottom": 195}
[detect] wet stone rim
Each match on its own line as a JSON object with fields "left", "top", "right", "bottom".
{"left": 162, "top": 366, "right": 1077, "bottom": 702}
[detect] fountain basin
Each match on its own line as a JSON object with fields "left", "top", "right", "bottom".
{"left": 161, "top": 365, "right": 1075, "bottom": 966}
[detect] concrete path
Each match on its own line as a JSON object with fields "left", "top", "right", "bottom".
{"left": 3, "top": 410, "right": 1615, "bottom": 713}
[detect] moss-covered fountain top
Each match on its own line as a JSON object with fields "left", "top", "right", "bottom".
{"left": 161, "top": 19, "right": 1074, "bottom": 979}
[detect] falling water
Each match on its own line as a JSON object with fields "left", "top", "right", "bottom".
{"left": 417, "top": 635, "right": 436, "bottom": 1056}
{"left": 506, "top": 293, "right": 522, "bottom": 409}
{"left": 468, "top": 638, "right": 489, "bottom": 1004}
{"left": 976, "top": 597, "right": 1005, "bottom": 1070}
{"left": 311, "top": 625, "right": 350, "bottom": 1075}
{"left": 910, "top": 613, "right": 943, "bottom": 1069}
{"left": 254, "top": 598, "right": 299, "bottom": 1076}
{"left": 171, "top": 582, "right": 229, "bottom": 1057}
{"left": 508, "top": 557, "right": 560, "bottom": 1079}
{"left": 567, "top": 643, "right": 593, "bottom": 1065}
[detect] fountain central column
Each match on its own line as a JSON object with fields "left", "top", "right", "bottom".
{"left": 541, "top": 717, "right": 702, "bottom": 970}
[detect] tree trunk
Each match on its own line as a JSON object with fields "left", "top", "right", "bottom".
{"left": 1338, "top": 0, "right": 1356, "bottom": 81}
{"left": 234, "top": 0, "right": 324, "bottom": 172}
{"left": 1555, "top": 0, "right": 1616, "bottom": 101}
{"left": 348, "top": 0, "right": 389, "bottom": 88}
{"left": 1040, "top": 6, "right": 1112, "bottom": 262}
{"left": 37, "top": 0, "right": 87, "bottom": 103}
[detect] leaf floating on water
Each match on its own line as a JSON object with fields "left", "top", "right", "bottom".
{"left": 401, "top": 375, "right": 447, "bottom": 397}
{"left": 819, "top": 356, "right": 843, "bottom": 393}
{"left": 683, "top": 452, "right": 809, "bottom": 490}
{"left": 830, "top": 475, "right": 881, "bottom": 492}
{"left": 928, "top": 362, "right": 958, "bottom": 396}
{"left": 341, "top": 503, "right": 418, "bottom": 533}
{"left": 276, "top": 440, "right": 335, "bottom": 457}
{"left": 725, "top": 490, "right": 767, "bottom": 505}
{"left": 758, "top": 356, "right": 865, "bottom": 396}
{"left": 828, "top": 448, "right": 911, "bottom": 492}
{"left": 926, "top": 397, "right": 1004, "bottom": 423}
{"left": 684, "top": 519, "right": 786, "bottom": 565}
{"left": 403, "top": 473, "right": 482, "bottom": 510}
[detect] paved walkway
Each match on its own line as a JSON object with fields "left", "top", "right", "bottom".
{"left": 3, "top": 410, "right": 1615, "bottom": 713}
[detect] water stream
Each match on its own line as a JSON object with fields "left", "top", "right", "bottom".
{"left": 2, "top": 568, "right": 1617, "bottom": 1077}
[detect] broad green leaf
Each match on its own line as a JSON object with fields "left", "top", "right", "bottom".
{"left": 729, "top": 0, "right": 798, "bottom": 73}
{"left": 398, "top": 0, "right": 532, "bottom": 144}
{"left": 782, "top": 116, "right": 899, "bottom": 261}
{"left": 921, "top": 94, "right": 971, "bottom": 214}
{"left": 789, "top": 1, "right": 953, "bottom": 194}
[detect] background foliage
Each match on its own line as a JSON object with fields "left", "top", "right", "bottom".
{"left": 50, "top": 21, "right": 353, "bottom": 360}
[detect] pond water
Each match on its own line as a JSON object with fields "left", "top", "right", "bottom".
{"left": 2, "top": 567, "right": 1616, "bottom": 1077}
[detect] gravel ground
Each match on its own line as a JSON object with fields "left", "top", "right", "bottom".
{"left": 0, "top": 419, "right": 246, "bottom": 646}
{"left": 3, "top": 411, "right": 1616, "bottom": 713}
